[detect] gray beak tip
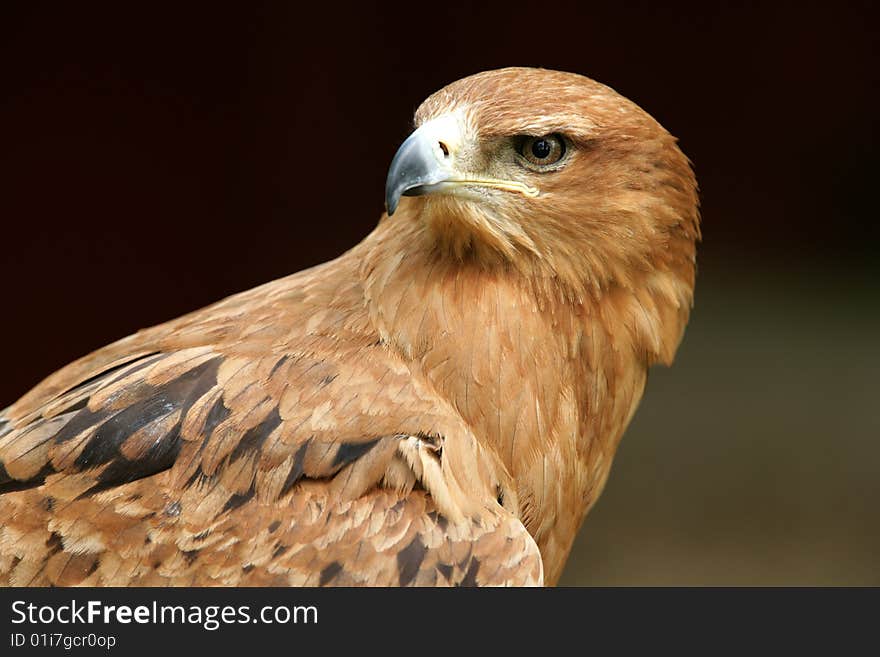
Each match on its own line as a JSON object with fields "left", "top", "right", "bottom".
{"left": 385, "top": 178, "right": 402, "bottom": 216}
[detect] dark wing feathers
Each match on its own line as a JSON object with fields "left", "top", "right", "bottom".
{"left": 0, "top": 351, "right": 219, "bottom": 495}
{"left": 0, "top": 336, "right": 542, "bottom": 586}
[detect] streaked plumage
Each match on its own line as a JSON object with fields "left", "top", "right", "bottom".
{"left": 0, "top": 68, "right": 699, "bottom": 586}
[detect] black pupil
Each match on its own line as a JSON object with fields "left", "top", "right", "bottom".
{"left": 531, "top": 138, "right": 552, "bottom": 159}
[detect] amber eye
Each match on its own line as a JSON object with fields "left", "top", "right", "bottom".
{"left": 517, "top": 134, "right": 566, "bottom": 167}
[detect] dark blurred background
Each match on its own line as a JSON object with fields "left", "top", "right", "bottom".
{"left": 1, "top": 3, "right": 877, "bottom": 584}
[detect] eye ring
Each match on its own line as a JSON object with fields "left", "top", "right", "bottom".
{"left": 516, "top": 134, "right": 567, "bottom": 169}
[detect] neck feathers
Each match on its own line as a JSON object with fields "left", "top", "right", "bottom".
{"left": 360, "top": 215, "right": 693, "bottom": 581}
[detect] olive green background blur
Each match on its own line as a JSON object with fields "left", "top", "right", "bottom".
{"left": 1, "top": 3, "right": 877, "bottom": 584}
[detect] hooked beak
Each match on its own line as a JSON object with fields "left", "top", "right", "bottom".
{"left": 384, "top": 114, "right": 538, "bottom": 216}
{"left": 384, "top": 115, "right": 459, "bottom": 216}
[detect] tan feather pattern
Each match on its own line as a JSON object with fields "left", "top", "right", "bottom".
{"left": 0, "top": 252, "right": 537, "bottom": 586}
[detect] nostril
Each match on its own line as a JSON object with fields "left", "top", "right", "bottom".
{"left": 438, "top": 141, "right": 449, "bottom": 157}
